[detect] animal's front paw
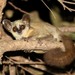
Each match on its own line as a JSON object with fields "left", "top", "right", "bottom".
{"left": 54, "top": 37, "right": 61, "bottom": 42}
{"left": 53, "top": 35, "right": 61, "bottom": 42}
{"left": 22, "top": 37, "right": 29, "bottom": 41}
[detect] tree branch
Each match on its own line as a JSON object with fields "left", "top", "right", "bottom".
{"left": 8, "top": 2, "right": 30, "bottom": 15}
{"left": 58, "top": 0, "right": 75, "bottom": 12}
{"left": 0, "top": 0, "right": 6, "bottom": 22}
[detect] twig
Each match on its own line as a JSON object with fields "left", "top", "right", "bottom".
{"left": 2, "top": 56, "right": 52, "bottom": 74}
{"left": 9, "top": 65, "right": 16, "bottom": 75}
{"left": 8, "top": 2, "right": 30, "bottom": 15}
{"left": 63, "top": 1, "right": 75, "bottom": 5}
{"left": 5, "top": 56, "right": 45, "bottom": 75}
{"left": 41, "top": 0, "right": 56, "bottom": 19}
{"left": 58, "top": 26, "right": 75, "bottom": 32}
{"left": 58, "top": 0, "right": 75, "bottom": 12}
{"left": 6, "top": 56, "right": 35, "bottom": 75}
{"left": 3, "top": 60, "right": 45, "bottom": 65}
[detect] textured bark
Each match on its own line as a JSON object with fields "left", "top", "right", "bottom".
{"left": 0, "top": 0, "right": 6, "bottom": 22}
{"left": 0, "top": 39, "right": 64, "bottom": 56}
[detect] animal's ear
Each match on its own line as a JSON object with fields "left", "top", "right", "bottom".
{"left": 22, "top": 14, "right": 30, "bottom": 27}
{"left": 2, "top": 19, "right": 12, "bottom": 31}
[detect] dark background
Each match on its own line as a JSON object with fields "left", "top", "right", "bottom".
{"left": 3, "top": 0, "right": 75, "bottom": 23}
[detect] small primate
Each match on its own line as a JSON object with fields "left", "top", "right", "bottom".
{"left": 2, "top": 14, "right": 75, "bottom": 67}
{"left": 2, "top": 14, "right": 61, "bottom": 41}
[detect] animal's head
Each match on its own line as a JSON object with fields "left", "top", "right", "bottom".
{"left": 2, "top": 14, "right": 30, "bottom": 39}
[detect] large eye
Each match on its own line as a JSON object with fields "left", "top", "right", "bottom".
{"left": 13, "top": 26, "right": 17, "bottom": 32}
{"left": 20, "top": 25, "right": 25, "bottom": 30}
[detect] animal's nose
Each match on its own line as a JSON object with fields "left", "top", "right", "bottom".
{"left": 17, "top": 30, "right": 21, "bottom": 33}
